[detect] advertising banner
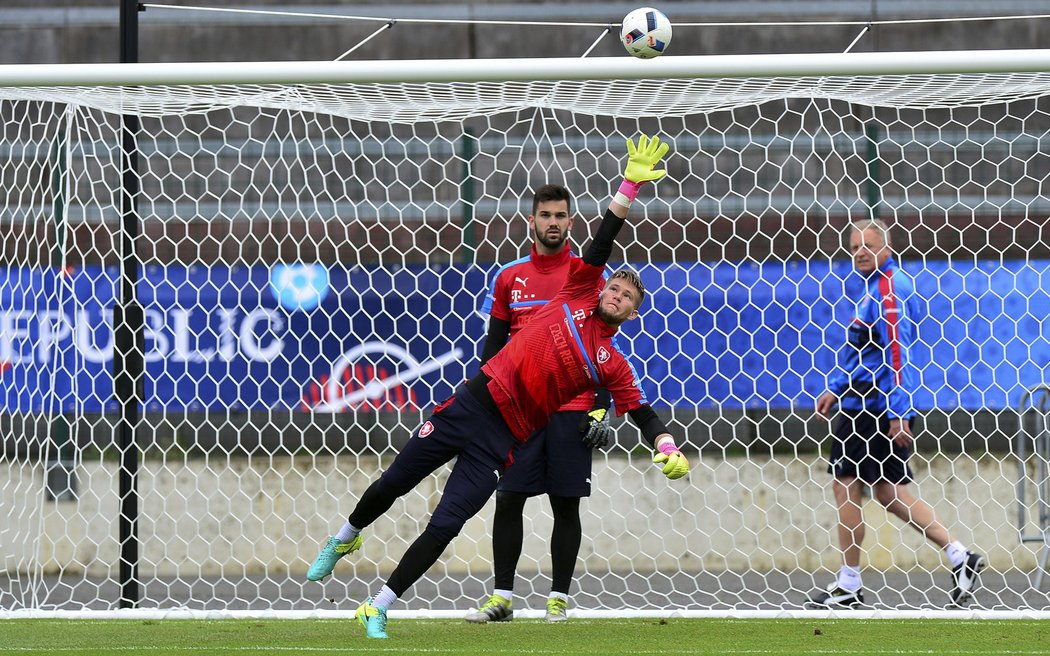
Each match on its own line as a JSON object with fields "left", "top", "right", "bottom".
{"left": 0, "top": 260, "right": 1047, "bottom": 413}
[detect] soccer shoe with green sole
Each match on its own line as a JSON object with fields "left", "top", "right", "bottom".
{"left": 949, "top": 551, "right": 986, "bottom": 606}
{"left": 306, "top": 535, "right": 362, "bottom": 581}
{"left": 545, "top": 597, "right": 569, "bottom": 623}
{"left": 464, "top": 593, "right": 513, "bottom": 623}
{"left": 355, "top": 599, "right": 388, "bottom": 639}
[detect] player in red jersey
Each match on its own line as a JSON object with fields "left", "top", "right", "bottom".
{"left": 464, "top": 183, "right": 613, "bottom": 624}
{"left": 306, "top": 135, "right": 688, "bottom": 639}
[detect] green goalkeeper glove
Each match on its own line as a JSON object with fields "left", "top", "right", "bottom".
{"left": 579, "top": 407, "right": 611, "bottom": 449}
{"left": 623, "top": 134, "right": 670, "bottom": 184}
{"left": 653, "top": 440, "right": 689, "bottom": 480}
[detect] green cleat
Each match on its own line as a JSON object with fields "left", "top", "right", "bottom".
{"left": 545, "top": 597, "right": 568, "bottom": 623}
{"left": 306, "top": 535, "right": 362, "bottom": 581}
{"left": 355, "top": 598, "right": 388, "bottom": 639}
{"left": 464, "top": 593, "right": 513, "bottom": 623}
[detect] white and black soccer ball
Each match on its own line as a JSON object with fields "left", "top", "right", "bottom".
{"left": 619, "top": 7, "right": 672, "bottom": 59}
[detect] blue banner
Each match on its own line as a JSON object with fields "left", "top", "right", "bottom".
{"left": 0, "top": 260, "right": 1047, "bottom": 413}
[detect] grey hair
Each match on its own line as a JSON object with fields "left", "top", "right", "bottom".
{"left": 849, "top": 218, "right": 892, "bottom": 247}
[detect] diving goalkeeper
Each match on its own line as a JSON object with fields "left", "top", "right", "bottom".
{"left": 305, "top": 134, "right": 689, "bottom": 639}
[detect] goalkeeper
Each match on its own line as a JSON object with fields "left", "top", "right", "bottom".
{"left": 306, "top": 134, "right": 689, "bottom": 639}
{"left": 464, "top": 183, "right": 615, "bottom": 625}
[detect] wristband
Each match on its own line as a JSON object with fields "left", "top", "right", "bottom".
{"left": 655, "top": 436, "right": 679, "bottom": 455}
{"left": 613, "top": 192, "right": 633, "bottom": 208}
{"left": 617, "top": 179, "right": 643, "bottom": 202}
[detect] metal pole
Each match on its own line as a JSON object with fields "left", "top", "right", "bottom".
{"left": 865, "top": 121, "right": 881, "bottom": 221}
{"left": 116, "top": 0, "right": 144, "bottom": 609}
{"left": 460, "top": 128, "right": 477, "bottom": 263}
{"left": 45, "top": 118, "right": 75, "bottom": 502}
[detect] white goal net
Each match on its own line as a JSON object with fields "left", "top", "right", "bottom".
{"left": 2, "top": 52, "right": 1050, "bottom": 614}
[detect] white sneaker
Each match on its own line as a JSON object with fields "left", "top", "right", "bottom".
{"left": 464, "top": 594, "right": 513, "bottom": 623}
{"left": 544, "top": 597, "right": 568, "bottom": 623}
{"left": 949, "top": 551, "right": 986, "bottom": 606}
{"left": 805, "top": 582, "right": 864, "bottom": 609}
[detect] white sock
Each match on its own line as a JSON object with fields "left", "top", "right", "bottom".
{"left": 335, "top": 522, "right": 360, "bottom": 543}
{"left": 371, "top": 585, "right": 398, "bottom": 610}
{"left": 945, "top": 540, "right": 968, "bottom": 568}
{"left": 837, "top": 565, "right": 862, "bottom": 592}
{"left": 494, "top": 589, "right": 513, "bottom": 602}
{"left": 549, "top": 592, "right": 568, "bottom": 602}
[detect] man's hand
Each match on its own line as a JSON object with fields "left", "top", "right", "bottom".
{"left": 579, "top": 407, "right": 611, "bottom": 449}
{"left": 815, "top": 391, "right": 838, "bottom": 420}
{"left": 653, "top": 449, "right": 689, "bottom": 480}
{"left": 653, "top": 437, "right": 689, "bottom": 480}
{"left": 624, "top": 134, "right": 670, "bottom": 184}
{"left": 888, "top": 418, "right": 913, "bottom": 448}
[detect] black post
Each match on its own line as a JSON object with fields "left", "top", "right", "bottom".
{"left": 45, "top": 121, "right": 76, "bottom": 503}
{"left": 116, "top": 0, "right": 144, "bottom": 609}
{"left": 865, "top": 120, "right": 881, "bottom": 221}
{"left": 460, "top": 129, "right": 477, "bottom": 263}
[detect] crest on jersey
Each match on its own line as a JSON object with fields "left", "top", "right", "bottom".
{"left": 596, "top": 346, "right": 611, "bottom": 364}
{"left": 418, "top": 421, "right": 434, "bottom": 437}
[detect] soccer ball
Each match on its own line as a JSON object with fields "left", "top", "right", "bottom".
{"left": 619, "top": 7, "right": 672, "bottom": 59}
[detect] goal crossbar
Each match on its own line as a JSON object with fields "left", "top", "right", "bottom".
{"left": 1, "top": 49, "right": 1050, "bottom": 88}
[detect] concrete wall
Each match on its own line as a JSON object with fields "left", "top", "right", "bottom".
{"left": 1, "top": 452, "right": 1041, "bottom": 577}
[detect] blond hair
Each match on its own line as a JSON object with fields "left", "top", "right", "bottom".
{"left": 609, "top": 268, "right": 646, "bottom": 309}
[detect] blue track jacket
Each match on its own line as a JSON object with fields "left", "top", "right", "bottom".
{"left": 827, "top": 257, "right": 917, "bottom": 420}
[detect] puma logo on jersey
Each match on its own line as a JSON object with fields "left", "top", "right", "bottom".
{"left": 514, "top": 276, "right": 529, "bottom": 287}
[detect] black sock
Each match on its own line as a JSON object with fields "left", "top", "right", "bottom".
{"left": 492, "top": 490, "right": 528, "bottom": 592}
{"left": 548, "top": 495, "right": 581, "bottom": 595}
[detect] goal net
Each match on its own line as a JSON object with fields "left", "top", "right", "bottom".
{"left": 2, "top": 52, "right": 1050, "bottom": 615}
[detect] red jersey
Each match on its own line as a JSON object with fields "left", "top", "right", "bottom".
{"left": 481, "top": 245, "right": 603, "bottom": 413}
{"left": 481, "top": 256, "right": 648, "bottom": 441}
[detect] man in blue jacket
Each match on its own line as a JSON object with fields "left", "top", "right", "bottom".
{"left": 808, "top": 218, "right": 984, "bottom": 609}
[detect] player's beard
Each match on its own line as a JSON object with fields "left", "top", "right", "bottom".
{"left": 534, "top": 224, "right": 568, "bottom": 251}
{"left": 595, "top": 303, "right": 624, "bottom": 326}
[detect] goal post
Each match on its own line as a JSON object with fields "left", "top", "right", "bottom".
{"left": 1, "top": 50, "right": 1050, "bottom": 616}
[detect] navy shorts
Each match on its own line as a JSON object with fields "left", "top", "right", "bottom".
{"left": 498, "top": 410, "right": 593, "bottom": 498}
{"left": 827, "top": 409, "right": 914, "bottom": 485}
{"left": 379, "top": 386, "right": 519, "bottom": 543}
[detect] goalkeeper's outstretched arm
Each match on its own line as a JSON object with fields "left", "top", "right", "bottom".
{"left": 627, "top": 404, "right": 689, "bottom": 480}
{"left": 583, "top": 134, "right": 669, "bottom": 269}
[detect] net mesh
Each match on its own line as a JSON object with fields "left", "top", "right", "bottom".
{"left": 1, "top": 68, "right": 1049, "bottom": 612}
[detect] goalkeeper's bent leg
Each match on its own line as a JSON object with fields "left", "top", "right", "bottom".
{"left": 387, "top": 451, "right": 503, "bottom": 595}
{"left": 386, "top": 529, "right": 450, "bottom": 596}
{"left": 349, "top": 410, "right": 465, "bottom": 529}
{"left": 346, "top": 478, "right": 400, "bottom": 530}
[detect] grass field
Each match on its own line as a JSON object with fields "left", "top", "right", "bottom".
{"left": 2, "top": 618, "right": 1050, "bottom": 656}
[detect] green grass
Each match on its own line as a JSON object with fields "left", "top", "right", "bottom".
{"left": 2, "top": 618, "right": 1050, "bottom": 656}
